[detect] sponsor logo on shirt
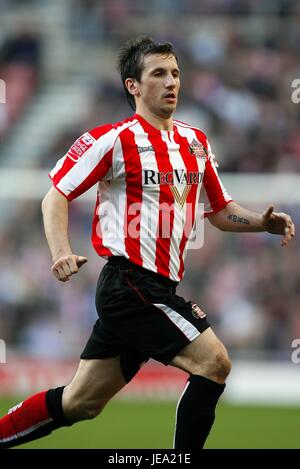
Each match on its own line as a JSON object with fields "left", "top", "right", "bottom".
{"left": 143, "top": 169, "right": 203, "bottom": 185}
{"left": 67, "top": 132, "right": 96, "bottom": 162}
{"left": 142, "top": 169, "right": 204, "bottom": 208}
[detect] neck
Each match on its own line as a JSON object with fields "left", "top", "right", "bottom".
{"left": 135, "top": 108, "right": 174, "bottom": 131}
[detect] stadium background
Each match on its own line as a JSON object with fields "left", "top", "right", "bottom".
{"left": 0, "top": 0, "right": 300, "bottom": 448}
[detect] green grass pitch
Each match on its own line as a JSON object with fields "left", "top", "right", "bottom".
{"left": 1, "top": 397, "right": 299, "bottom": 449}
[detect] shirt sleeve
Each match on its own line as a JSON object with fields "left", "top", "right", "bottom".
{"left": 49, "top": 124, "right": 115, "bottom": 201}
{"left": 202, "top": 139, "right": 233, "bottom": 217}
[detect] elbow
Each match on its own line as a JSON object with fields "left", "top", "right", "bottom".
{"left": 41, "top": 191, "right": 50, "bottom": 214}
{"left": 41, "top": 188, "right": 56, "bottom": 214}
{"left": 208, "top": 216, "right": 227, "bottom": 232}
{"left": 41, "top": 187, "right": 69, "bottom": 215}
{"left": 41, "top": 195, "right": 47, "bottom": 215}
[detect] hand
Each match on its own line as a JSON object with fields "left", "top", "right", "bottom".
{"left": 51, "top": 254, "right": 88, "bottom": 282}
{"left": 261, "top": 205, "right": 295, "bottom": 247}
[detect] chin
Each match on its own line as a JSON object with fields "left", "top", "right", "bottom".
{"left": 160, "top": 105, "right": 176, "bottom": 118}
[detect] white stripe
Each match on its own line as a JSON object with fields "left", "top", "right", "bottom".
{"left": 0, "top": 417, "right": 53, "bottom": 444}
{"left": 95, "top": 137, "right": 127, "bottom": 256}
{"left": 49, "top": 155, "right": 65, "bottom": 179}
{"left": 160, "top": 132, "right": 186, "bottom": 281}
{"left": 173, "top": 380, "right": 190, "bottom": 448}
{"left": 173, "top": 120, "right": 195, "bottom": 129}
{"left": 153, "top": 303, "right": 200, "bottom": 341}
{"left": 129, "top": 123, "right": 159, "bottom": 272}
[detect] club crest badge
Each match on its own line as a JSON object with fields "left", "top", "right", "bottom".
{"left": 191, "top": 303, "right": 206, "bottom": 319}
{"left": 189, "top": 139, "right": 207, "bottom": 159}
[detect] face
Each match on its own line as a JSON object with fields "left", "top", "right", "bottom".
{"left": 129, "top": 53, "right": 180, "bottom": 118}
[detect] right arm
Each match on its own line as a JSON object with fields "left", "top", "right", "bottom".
{"left": 44, "top": 125, "right": 115, "bottom": 280}
{"left": 41, "top": 186, "right": 87, "bottom": 282}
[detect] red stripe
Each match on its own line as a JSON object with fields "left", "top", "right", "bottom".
{"left": 144, "top": 131, "right": 174, "bottom": 278}
{"left": 50, "top": 182, "right": 73, "bottom": 201}
{"left": 173, "top": 127, "right": 199, "bottom": 279}
{"left": 202, "top": 157, "right": 229, "bottom": 214}
{"left": 193, "top": 129, "right": 232, "bottom": 216}
{"left": 68, "top": 148, "right": 113, "bottom": 200}
{"left": 120, "top": 128, "right": 143, "bottom": 266}
{"left": 51, "top": 155, "right": 75, "bottom": 187}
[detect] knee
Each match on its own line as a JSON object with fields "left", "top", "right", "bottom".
{"left": 194, "top": 350, "right": 231, "bottom": 383}
{"left": 211, "top": 351, "right": 232, "bottom": 381}
{"left": 63, "top": 388, "right": 106, "bottom": 422}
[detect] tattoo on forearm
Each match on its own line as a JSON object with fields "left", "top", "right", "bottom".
{"left": 227, "top": 214, "right": 250, "bottom": 225}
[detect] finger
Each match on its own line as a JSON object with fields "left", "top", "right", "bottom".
{"left": 56, "top": 265, "right": 70, "bottom": 281}
{"left": 67, "top": 257, "right": 79, "bottom": 274}
{"left": 263, "top": 205, "right": 274, "bottom": 220}
{"left": 76, "top": 256, "right": 88, "bottom": 268}
{"left": 291, "top": 222, "right": 296, "bottom": 237}
{"left": 51, "top": 263, "right": 70, "bottom": 281}
{"left": 281, "top": 226, "right": 293, "bottom": 247}
{"left": 62, "top": 263, "right": 72, "bottom": 277}
{"left": 51, "top": 267, "right": 60, "bottom": 280}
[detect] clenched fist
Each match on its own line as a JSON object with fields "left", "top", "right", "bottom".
{"left": 51, "top": 254, "right": 88, "bottom": 282}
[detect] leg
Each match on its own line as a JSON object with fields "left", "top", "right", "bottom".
{"left": 62, "top": 357, "right": 127, "bottom": 421}
{"left": 171, "top": 326, "right": 231, "bottom": 383}
{"left": 0, "top": 356, "right": 126, "bottom": 448}
{"left": 170, "top": 327, "right": 231, "bottom": 449}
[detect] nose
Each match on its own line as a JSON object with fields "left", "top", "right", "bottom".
{"left": 165, "top": 73, "right": 176, "bottom": 88}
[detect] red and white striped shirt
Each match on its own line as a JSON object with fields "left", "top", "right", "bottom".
{"left": 49, "top": 113, "right": 232, "bottom": 281}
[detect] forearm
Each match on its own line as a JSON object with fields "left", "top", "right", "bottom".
{"left": 41, "top": 188, "right": 73, "bottom": 261}
{"left": 208, "top": 201, "right": 265, "bottom": 232}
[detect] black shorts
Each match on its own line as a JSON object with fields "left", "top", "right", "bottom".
{"left": 80, "top": 257, "right": 210, "bottom": 382}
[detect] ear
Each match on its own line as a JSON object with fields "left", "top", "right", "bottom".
{"left": 125, "top": 78, "right": 140, "bottom": 97}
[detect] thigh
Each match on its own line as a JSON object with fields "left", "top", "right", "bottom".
{"left": 80, "top": 317, "right": 149, "bottom": 383}
{"left": 169, "top": 327, "right": 229, "bottom": 376}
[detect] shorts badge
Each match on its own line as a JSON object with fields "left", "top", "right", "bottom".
{"left": 191, "top": 303, "right": 206, "bottom": 319}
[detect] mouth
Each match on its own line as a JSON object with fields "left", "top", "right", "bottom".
{"left": 163, "top": 93, "right": 177, "bottom": 103}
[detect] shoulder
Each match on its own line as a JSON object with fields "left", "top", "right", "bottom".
{"left": 173, "top": 119, "right": 209, "bottom": 147}
{"left": 88, "top": 115, "right": 139, "bottom": 143}
{"left": 173, "top": 119, "right": 217, "bottom": 163}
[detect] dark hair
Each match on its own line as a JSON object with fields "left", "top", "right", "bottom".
{"left": 117, "top": 36, "right": 178, "bottom": 110}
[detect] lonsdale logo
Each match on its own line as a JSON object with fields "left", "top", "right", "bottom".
{"left": 170, "top": 185, "right": 191, "bottom": 208}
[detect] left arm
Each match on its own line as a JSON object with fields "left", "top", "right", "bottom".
{"left": 208, "top": 201, "right": 295, "bottom": 247}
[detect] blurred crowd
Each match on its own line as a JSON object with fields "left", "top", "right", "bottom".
{"left": 40, "top": 0, "right": 300, "bottom": 173}
{"left": 0, "top": 0, "right": 300, "bottom": 172}
{"left": 0, "top": 25, "right": 41, "bottom": 138}
{"left": 0, "top": 0, "right": 299, "bottom": 359}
